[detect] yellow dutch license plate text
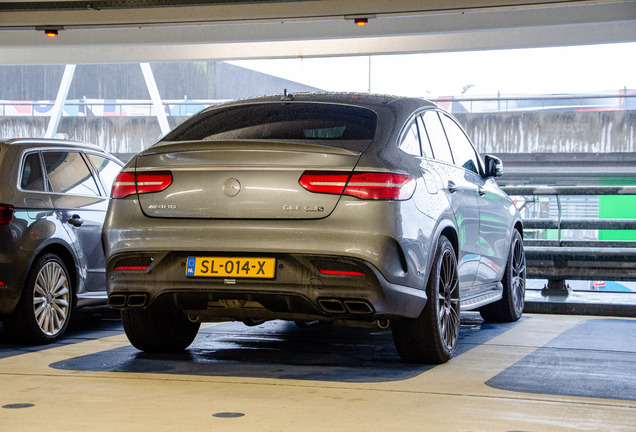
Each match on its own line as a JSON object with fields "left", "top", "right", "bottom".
{"left": 186, "top": 257, "right": 276, "bottom": 279}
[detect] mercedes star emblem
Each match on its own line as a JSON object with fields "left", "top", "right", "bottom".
{"left": 223, "top": 178, "right": 241, "bottom": 197}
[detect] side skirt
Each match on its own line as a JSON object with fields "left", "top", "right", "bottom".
{"left": 460, "top": 282, "right": 503, "bottom": 311}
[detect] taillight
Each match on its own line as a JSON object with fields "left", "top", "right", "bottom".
{"left": 136, "top": 172, "right": 173, "bottom": 195}
{"left": 111, "top": 171, "right": 173, "bottom": 199}
{"left": 345, "top": 172, "right": 415, "bottom": 200}
{"left": 299, "top": 171, "right": 415, "bottom": 200}
{"left": 319, "top": 270, "right": 365, "bottom": 276}
{"left": 113, "top": 257, "right": 153, "bottom": 271}
{"left": 111, "top": 172, "right": 136, "bottom": 199}
{"left": 298, "top": 172, "right": 349, "bottom": 195}
{"left": 0, "top": 203, "right": 15, "bottom": 225}
{"left": 114, "top": 265, "right": 149, "bottom": 271}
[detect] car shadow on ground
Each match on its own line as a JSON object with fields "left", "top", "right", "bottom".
{"left": 0, "top": 306, "right": 123, "bottom": 359}
{"left": 45, "top": 312, "right": 522, "bottom": 383}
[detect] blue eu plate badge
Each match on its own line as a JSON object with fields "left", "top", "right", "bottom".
{"left": 186, "top": 257, "right": 196, "bottom": 276}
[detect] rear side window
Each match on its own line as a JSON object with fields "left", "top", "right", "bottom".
{"left": 399, "top": 121, "right": 421, "bottom": 156}
{"left": 422, "top": 111, "right": 454, "bottom": 164}
{"left": 441, "top": 113, "right": 481, "bottom": 174}
{"left": 416, "top": 115, "right": 434, "bottom": 158}
{"left": 42, "top": 151, "right": 100, "bottom": 196}
{"left": 87, "top": 154, "right": 122, "bottom": 197}
{"left": 20, "top": 152, "right": 45, "bottom": 192}
{"left": 162, "top": 103, "right": 377, "bottom": 149}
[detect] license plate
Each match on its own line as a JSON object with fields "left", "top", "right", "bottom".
{"left": 186, "top": 257, "right": 276, "bottom": 279}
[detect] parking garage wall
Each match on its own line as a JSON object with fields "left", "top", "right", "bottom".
{"left": 453, "top": 110, "right": 636, "bottom": 154}
{"left": 2, "top": 110, "right": 634, "bottom": 157}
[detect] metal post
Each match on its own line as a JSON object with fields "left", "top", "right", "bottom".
{"left": 44, "top": 64, "right": 76, "bottom": 138}
{"left": 542, "top": 279, "right": 571, "bottom": 296}
{"left": 140, "top": 63, "right": 171, "bottom": 138}
{"left": 556, "top": 195, "right": 562, "bottom": 244}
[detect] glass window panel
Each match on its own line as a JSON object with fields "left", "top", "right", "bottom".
{"left": 163, "top": 103, "right": 377, "bottom": 154}
{"left": 87, "top": 154, "right": 122, "bottom": 197}
{"left": 440, "top": 114, "right": 480, "bottom": 174}
{"left": 20, "top": 152, "right": 45, "bottom": 192}
{"left": 422, "top": 111, "right": 453, "bottom": 164}
{"left": 42, "top": 151, "right": 100, "bottom": 196}
{"left": 399, "top": 121, "right": 421, "bottom": 156}
{"left": 417, "top": 115, "right": 434, "bottom": 158}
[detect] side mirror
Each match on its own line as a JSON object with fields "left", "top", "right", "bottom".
{"left": 484, "top": 155, "right": 503, "bottom": 178}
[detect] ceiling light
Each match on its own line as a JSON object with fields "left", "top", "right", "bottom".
{"left": 36, "top": 26, "right": 63, "bottom": 37}
{"left": 354, "top": 18, "right": 368, "bottom": 27}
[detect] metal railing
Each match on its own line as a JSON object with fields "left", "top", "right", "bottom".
{"left": 501, "top": 185, "right": 636, "bottom": 284}
{"left": 433, "top": 92, "right": 636, "bottom": 113}
{"left": 1, "top": 93, "right": 634, "bottom": 117}
{"left": 0, "top": 99, "right": 228, "bottom": 117}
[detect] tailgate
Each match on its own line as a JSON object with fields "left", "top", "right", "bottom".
{"left": 136, "top": 140, "right": 361, "bottom": 220}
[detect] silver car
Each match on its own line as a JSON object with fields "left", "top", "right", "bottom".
{"left": 103, "top": 93, "right": 526, "bottom": 363}
{"left": 0, "top": 138, "right": 123, "bottom": 343}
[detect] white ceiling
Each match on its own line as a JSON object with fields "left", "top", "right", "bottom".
{"left": 1, "top": 0, "right": 635, "bottom": 64}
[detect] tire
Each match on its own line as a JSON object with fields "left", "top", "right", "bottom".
{"left": 480, "top": 230, "right": 526, "bottom": 323}
{"left": 4, "top": 253, "right": 72, "bottom": 344}
{"left": 121, "top": 303, "right": 200, "bottom": 353}
{"left": 392, "top": 235, "right": 460, "bottom": 364}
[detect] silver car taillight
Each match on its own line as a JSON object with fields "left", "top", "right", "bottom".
{"left": 299, "top": 171, "right": 415, "bottom": 200}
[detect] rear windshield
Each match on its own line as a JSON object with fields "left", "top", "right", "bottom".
{"left": 162, "top": 102, "right": 377, "bottom": 144}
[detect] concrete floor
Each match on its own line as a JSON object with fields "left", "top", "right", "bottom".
{"left": 1, "top": 310, "right": 635, "bottom": 432}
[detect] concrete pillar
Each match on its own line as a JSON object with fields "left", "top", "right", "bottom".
{"left": 43, "top": 64, "right": 76, "bottom": 138}
{"left": 140, "top": 63, "right": 170, "bottom": 138}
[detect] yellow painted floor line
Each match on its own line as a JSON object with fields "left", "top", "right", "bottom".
{"left": 1, "top": 315, "right": 635, "bottom": 432}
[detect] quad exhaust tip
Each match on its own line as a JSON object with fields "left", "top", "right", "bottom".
{"left": 318, "top": 298, "right": 374, "bottom": 315}
{"left": 108, "top": 293, "right": 149, "bottom": 308}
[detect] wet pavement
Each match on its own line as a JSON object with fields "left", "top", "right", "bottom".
{"left": 1, "top": 308, "right": 635, "bottom": 431}
{"left": 525, "top": 288, "right": 636, "bottom": 317}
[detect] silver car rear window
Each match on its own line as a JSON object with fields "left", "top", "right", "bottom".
{"left": 163, "top": 103, "right": 377, "bottom": 146}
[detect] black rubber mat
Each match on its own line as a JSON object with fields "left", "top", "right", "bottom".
{"left": 486, "top": 318, "right": 636, "bottom": 401}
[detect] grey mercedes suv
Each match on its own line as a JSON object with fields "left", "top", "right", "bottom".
{"left": 103, "top": 93, "right": 526, "bottom": 364}
{"left": 1, "top": 138, "right": 123, "bottom": 343}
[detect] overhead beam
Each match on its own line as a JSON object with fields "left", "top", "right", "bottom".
{"left": 2, "top": 1, "right": 625, "bottom": 27}
{"left": 0, "top": 0, "right": 634, "bottom": 64}
{"left": 2, "top": 21, "right": 634, "bottom": 65}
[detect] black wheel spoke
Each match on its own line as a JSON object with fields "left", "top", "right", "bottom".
{"left": 391, "top": 235, "right": 460, "bottom": 364}
{"left": 438, "top": 248, "right": 459, "bottom": 351}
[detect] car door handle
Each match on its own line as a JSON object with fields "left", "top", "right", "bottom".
{"left": 447, "top": 181, "right": 458, "bottom": 193}
{"left": 478, "top": 187, "right": 486, "bottom": 196}
{"left": 67, "top": 214, "right": 84, "bottom": 227}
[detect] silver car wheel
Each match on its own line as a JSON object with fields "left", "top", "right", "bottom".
{"left": 510, "top": 236, "right": 526, "bottom": 316}
{"left": 479, "top": 230, "right": 526, "bottom": 323}
{"left": 438, "top": 248, "right": 460, "bottom": 352}
{"left": 391, "top": 235, "right": 459, "bottom": 364}
{"left": 32, "top": 261, "right": 70, "bottom": 337}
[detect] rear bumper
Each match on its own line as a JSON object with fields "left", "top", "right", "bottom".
{"left": 106, "top": 251, "right": 427, "bottom": 322}
{"left": 103, "top": 197, "right": 437, "bottom": 286}
{"left": 103, "top": 196, "right": 437, "bottom": 322}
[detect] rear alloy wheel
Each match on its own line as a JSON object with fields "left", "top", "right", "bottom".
{"left": 480, "top": 230, "right": 526, "bottom": 322}
{"left": 121, "top": 302, "right": 200, "bottom": 353}
{"left": 392, "top": 235, "right": 460, "bottom": 364}
{"left": 4, "top": 253, "right": 72, "bottom": 343}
